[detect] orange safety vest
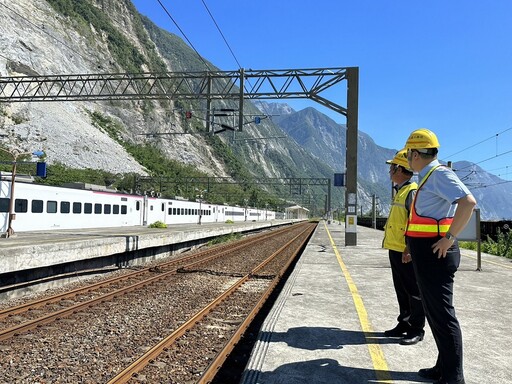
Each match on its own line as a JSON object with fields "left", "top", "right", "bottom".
{"left": 405, "top": 165, "right": 454, "bottom": 238}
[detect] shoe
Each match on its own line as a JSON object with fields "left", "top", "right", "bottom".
{"left": 399, "top": 332, "right": 424, "bottom": 345}
{"left": 418, "top": 366, "right": 441, "bottom": 380}
{"left": 384, "top": 323, "right": 409, "bottom": 337}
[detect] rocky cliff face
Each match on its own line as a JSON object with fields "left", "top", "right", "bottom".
{"left": 0, "top": 0, "right": 228, "bottom": 176}
{"left": 0, "top": 0, "right": 330, "bottom": 186}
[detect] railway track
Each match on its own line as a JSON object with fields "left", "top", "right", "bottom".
{"left": 0, "top": 224, "right": 293, "bottom": 338}
{"left": 0, "top": 221, "right": 316, "bottom": 383}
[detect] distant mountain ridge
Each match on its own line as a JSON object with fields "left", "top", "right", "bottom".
{"left": 1, "top": 1, "right": 509, "bottom": 220}
{"left": 255, "top": 101, "right": 512, "bottom": 220}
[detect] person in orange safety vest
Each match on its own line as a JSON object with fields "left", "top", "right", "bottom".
{"left": 404, "top": 128, "right": 476, "bottom": 384}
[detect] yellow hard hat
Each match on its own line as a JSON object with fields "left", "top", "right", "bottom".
{"left": 404, "top": 128, "right": 440, "bottom": 149}
{"left": 386, "top": 148, "right": 411, "bottom": 170}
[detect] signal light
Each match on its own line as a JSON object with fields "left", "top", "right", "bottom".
{"left": 185, "top": 111, "right": 192, "bottom": 119}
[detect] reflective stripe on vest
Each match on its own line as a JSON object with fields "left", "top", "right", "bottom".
{"left": 405, "top": 165, "right": 454, "bottom": 238}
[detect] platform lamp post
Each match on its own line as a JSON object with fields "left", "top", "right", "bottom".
{"left": 0, "top": 148, "right": 45, "bottom": 238}
{"left": 195, "top": 188, "right": 207, "bottom": 225}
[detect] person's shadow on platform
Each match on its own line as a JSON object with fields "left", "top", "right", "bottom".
{"left": 259, "top": 326, "right": 400, "bottom": 350}
{"left": 243, "top": 358, "right": 430, "bottom": 384}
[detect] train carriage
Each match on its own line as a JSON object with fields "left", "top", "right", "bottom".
{"left": 0, "top": 181, "right": 145, "bottom": 232}
{"left": 1, "top": 179, "right": 280, "bottom": 233}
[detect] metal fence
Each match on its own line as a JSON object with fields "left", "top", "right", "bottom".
{"left": 358, "top": 216, "right": 511, "bottom": 241}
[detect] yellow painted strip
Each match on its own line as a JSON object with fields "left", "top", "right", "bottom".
{"left": 324, "top": 222, "right": 393, "bottom": 383}
{"left": 462, "top": 253, "right": 512, "bottom": 269}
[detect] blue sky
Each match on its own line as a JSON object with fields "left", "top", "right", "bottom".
{"left": 131, "top": 0, "right": 512, "bottom": 181}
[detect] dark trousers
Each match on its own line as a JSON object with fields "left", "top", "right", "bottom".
{"left": 407, "top": 236, "right": 464, "bottom": 383}
{"left": 388, "top": 249, "right": 425, "bottom": 332}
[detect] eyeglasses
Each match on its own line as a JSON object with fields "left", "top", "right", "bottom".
{"left": 407, "top": 148, "right": 429, "bottom": 155}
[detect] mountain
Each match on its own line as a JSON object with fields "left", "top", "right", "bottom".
{"left": 451, "top": 161, "right": 512, "bottom": 220}
{"left": 255, "top": 102, "right": 396, "bottom": 212}
{"left": 0, "top": 0, "right": 339, "bottom": 216}
{"left": 0, "top": 0, "right": 509, "bottom": 220}
{"left": 255, "top": 102, "right": 512, "bottom": 220}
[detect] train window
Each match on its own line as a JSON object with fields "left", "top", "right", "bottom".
{"left": 161, "top": 203, "right": 165, "bottom": 211}
{"left": 136, "top": 201, "right": 141, "bottom": 211}
{"left": 47, "top": 201, "right": 58, "bottom": 213}
{"left": 94, "top": 203, "right": 102, "bottom": 214}
{"left": 14, "top": 199, "right": 28, "bottom": 213}
{"left": 31, "top": 200, "right": 44, "bottom": 213}
{"left": 168, "top": 208, "right": 172, "bottom": 215}
{"left": 104, "top": 204, "right": 111, "bottom": 214}
{"left": 84, "top": 203, "right": 92, "bottom": 214}
{"left": 150, "top": 205, "right": 154, "bottom": 211}
{"left": 172, "top": 208, "right": 176, "bottom": 215}
{"left": 73, "top": 202, "right": 82, "bottom": 214}
{"left": 113, "top": 205, "right": 120, "bottom": 214}
{"left": 121, "top": 205, "right": 127, "bottom": 214}
{"left": 0, "top": 198, "right": 8, "bottom": 212}
{"left": 61, "top": 201, "right": 70, "bottom": 213}
{"left": 121, "top": 197, "right": 128, "bottom": 202}
{"left": 181, "top": 208, "right": 184, "bottom": 215}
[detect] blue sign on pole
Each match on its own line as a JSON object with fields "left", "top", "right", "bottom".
{"left": 334, "top": 173, "right": 345, "bottom": 187}
{"left": 36, "top": 162, "right": 47, "bottom": 178}
{"left": 32, "top": 150, "right": 45, "bottom": 157}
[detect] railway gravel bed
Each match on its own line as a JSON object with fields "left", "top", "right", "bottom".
{"left": 0, "top": 222, "right": 316, "bottom": 383}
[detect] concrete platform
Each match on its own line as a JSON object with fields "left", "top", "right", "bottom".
{"left": 242, "top": 221, "right": 512, "bottom": 384}
{"left": 0, "top": 220, "right": 294, "bottom": 275}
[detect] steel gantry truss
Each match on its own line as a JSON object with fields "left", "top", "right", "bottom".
{"left": 0, "top": 67, "right": 359, "bottom": 244}
{"left": 136, "top": 175, "right": 331, "bottom": 195}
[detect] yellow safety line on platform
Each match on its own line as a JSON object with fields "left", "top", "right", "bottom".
{"left": 324, "top": 222, "right": 393, "bottom": 383}
{"left": 462, "top": 253, "right": 512, "bottom": 269}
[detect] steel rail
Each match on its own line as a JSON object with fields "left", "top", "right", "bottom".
{"left": 198, "top": 223, "right": 316, "bottom": 383}
{"left": 107, "top": 223, "right": 316, "bottom": 383}
{"left": 0, "top": 225, "right": 292, "bottom": 320}
{"left": 0, "top": 225, "right": 302, "bottom": 340}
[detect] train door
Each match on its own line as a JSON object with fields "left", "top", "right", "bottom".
{"left": 142, "top": 195, "right": 149, "bottom": 225}
{"left": 0, "top": 181, "right": 10, "bottom": 233}
{"left": 160, "top": 201, "right": 167, "bottom": 224}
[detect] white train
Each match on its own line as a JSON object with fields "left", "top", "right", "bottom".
{"left": 0, "top": 179, "right": 280, "bottom": 233}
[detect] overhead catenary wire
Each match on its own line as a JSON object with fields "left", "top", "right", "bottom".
{"left": 198, "top": 0, "right": 274, "bottom": 118}
{"left": 441, "top": 125, "right": 512, "bottom": 180}
{"left": 156, "top": 0, "right": 212, "bottom": 71}
{"left": 200, "top": 0, "right": 242, "bottom": 70}
{"left": 443, "top": 126, "right": 512, "bottom": 163}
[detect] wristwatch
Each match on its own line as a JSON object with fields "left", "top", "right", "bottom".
{"left": 445, "top": 231, "right": 456, "bottom": 241}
